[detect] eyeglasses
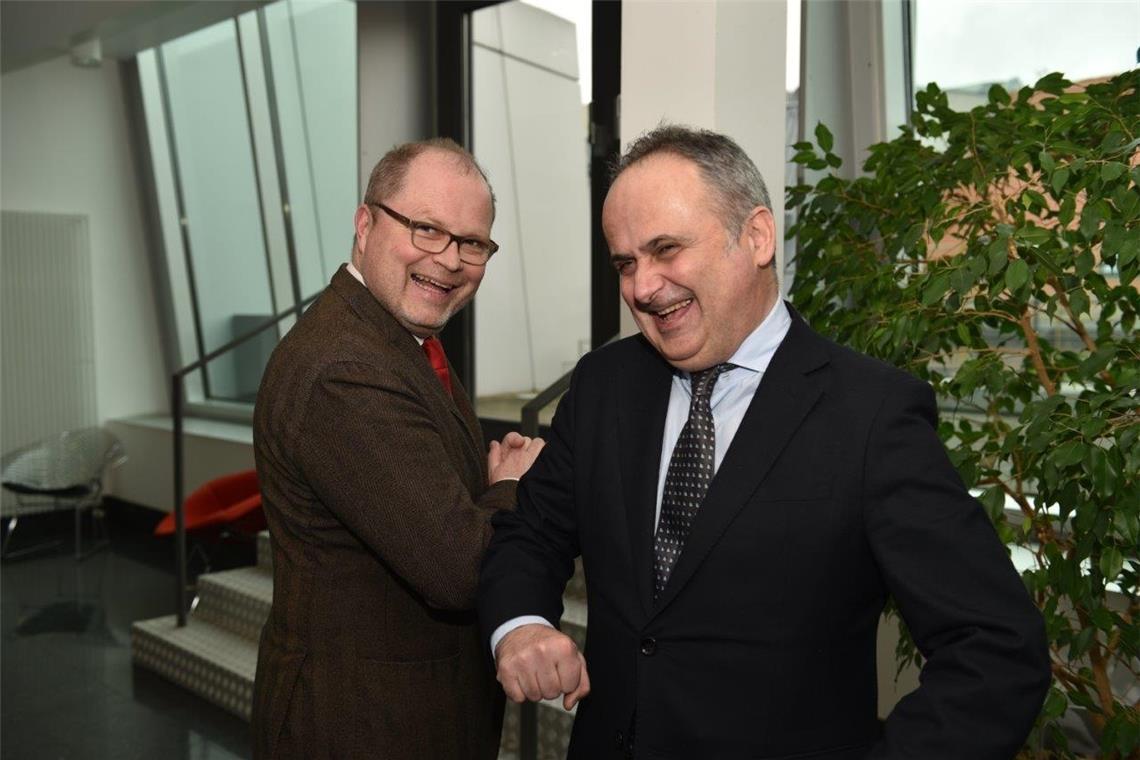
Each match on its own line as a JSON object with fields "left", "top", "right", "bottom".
{"left": 368, "top": 202, "right": 498, "bottom": 266}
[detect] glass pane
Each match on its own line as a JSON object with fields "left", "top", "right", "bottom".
{"left": 262, "top": 0, "right": 358, "bottom": 300}
{"left": 472, "top": 0, "right": 592, "bottom": 409}
{"left": 912, "top": 0, "right": 1138, "bottom": 108}
{"left": 161, "top": 19, "right": 275, "bottom": 402}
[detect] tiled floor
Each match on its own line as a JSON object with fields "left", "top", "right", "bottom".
{"left": 1, "top": 509, "right": 253, "bottom": 760}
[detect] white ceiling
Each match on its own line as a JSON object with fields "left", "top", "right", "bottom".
{"left": 1, "top": 0, "right": 267, "bottom": 74}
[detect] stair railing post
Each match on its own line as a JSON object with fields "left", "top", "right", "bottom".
{"left": 173, "top": 372, "right": 188, "bottom": 627}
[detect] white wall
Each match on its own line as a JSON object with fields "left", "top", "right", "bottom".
{"left": 106, "top": 417, "right": 255, "bottom": 511}
{"left": 619, "top": 0, "right": 789, "bottom": 336}
{"left": 1, "top": 56, "right": 168, "bottom": 423}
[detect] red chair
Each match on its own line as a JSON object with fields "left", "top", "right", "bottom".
{"left": 154, "top": 469, "right": 266, "bottom": 538}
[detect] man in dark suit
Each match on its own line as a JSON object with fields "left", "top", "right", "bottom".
{"left": 252, "top": 138, "right": 544, "bottom": 759}
{"left": 479, "top": 126, "right": 1050, "bottom": 759}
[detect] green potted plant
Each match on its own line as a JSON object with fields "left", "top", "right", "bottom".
{"left": 787, "top": 69, "right": 1139, "bottom": 758}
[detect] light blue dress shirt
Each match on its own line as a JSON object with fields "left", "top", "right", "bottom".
{"left": 490, "top": 300, "right": 793, "bottom": 655}
{"left": 654, "top": 298, "right": 792, "bottom": 526}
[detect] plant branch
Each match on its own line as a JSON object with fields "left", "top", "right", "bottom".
{"left": 1018, "top": 310, "right": 1057, "bottom": 395}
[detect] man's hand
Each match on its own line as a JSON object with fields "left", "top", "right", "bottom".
{"left": 495, "top": 624, "right": 590, "bottom": 710}
{"left": 488, "top": 432, "right": 545, "bottom": 483}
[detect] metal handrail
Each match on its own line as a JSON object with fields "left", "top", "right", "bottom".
{"left": 516, "top": 332, "right": 621, "bottom": 760}
{"left": 171, "top": 293, "right": 318, "bottom": 626}
{"left": 519, "top": 372, "right": 572, "bottom": 438}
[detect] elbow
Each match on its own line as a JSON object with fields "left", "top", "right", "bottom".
{"left": 420, "top": 560, "right": 482, "bottom": 612}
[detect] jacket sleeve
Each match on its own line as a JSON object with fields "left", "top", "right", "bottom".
{"left": 478, "top": 361, "right": 582, "bottom": 647}
{"left": 863, "top": 375, "right": 1050, "bottom": 760}
{"left": 293, "top": 359, "right": 517, "bottom": 611}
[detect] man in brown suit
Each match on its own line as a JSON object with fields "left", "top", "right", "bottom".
{"left": 252, "top": 138, "right": 543, "bottom": 758}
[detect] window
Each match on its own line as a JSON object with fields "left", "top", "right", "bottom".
{"left": 470, "top": 1, "right": 593, "bottom": 404}
{"left": 911, "top": 0, "right": 1137, "bottom": 110}
{"left": 138, "top": 0, "right": 356, "bottom": 409}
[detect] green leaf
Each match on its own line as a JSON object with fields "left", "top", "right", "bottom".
{"left": 1016, "top": 226, "right": 1052, "bottom": 246}
{"left": 815, "top": 122, "right": 834, "bottom": 154}
{"left": 1100, "top": 130, "right": 1126, "bottom": 153}
{"left": 1080, "top": 204, "right": 1103, "bottom": 238}
{"left": 1058, "top": 194, "right": 1076, "bottom": 226}
{"left": 921, "top": 273, "right": 951, "bottom": 306}
{"left": 1079, "top": 347, "right": 1114, "bottom": 377}
{"left": 988, "top": 83, "right": 1011, "bottom": 105}
{"left": 1051, "top": 167, "right": 1070, "bottom": 195}
{"left": 1053, "top": 440, "right": 1085, "bottom": 467}
{"left": 1079, "top": 417, "right": 1106, "bottom": 438}
{"left": 1005, "top": 259, "right": 1030, "bottom": 290}
{"left": 1042, "top": 688, "right": 1068, "bottom": 719}
{"left": 987, "top": 240, "right": 1008, "bottom": 275}
{"left": 1114, "top": 511, "right": 1139, "bottom": 544}
{"left": 1070, "top": 625, "right": 1095, "bottom": 658}
{"left": 1101, "top": 161, "right": 1127, "bottom": 181}
{"left": 1075, "top": 249, "right": 1096, "bottom": 277}
{"left": 1034, "top": 72, "right": 1070, "bottom": 93}
{"left": 1038, "top": 150, "right": 1056, "bottom": 173}
{"left": 1068, "top": 288, "right": 1090, "bottom": 317}
{"left": 1099, "top": 547, "right": 1124, "bottom": 581}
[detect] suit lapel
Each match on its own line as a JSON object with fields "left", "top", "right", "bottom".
{"left": 616, "top": 338, "right": 674, "bottom": 619}
{"left": 330, "top": 265, "right": 483, "bottom": 468}
{"left": 449, "top": 372, "right": 486, "bottom": 475}
{"left": 649, "top": 315, "right": 830, "bottom": 617}
{"left": 400, "top": 336, "right": 483, "bottom": 468}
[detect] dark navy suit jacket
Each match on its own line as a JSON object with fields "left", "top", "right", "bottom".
{"left": 480, "top": 308, "right": 1048, "bottom": 759}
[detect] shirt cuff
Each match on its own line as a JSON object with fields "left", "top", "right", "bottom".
{"left": 490, "top": 615, "right": 554, "bottom": 659}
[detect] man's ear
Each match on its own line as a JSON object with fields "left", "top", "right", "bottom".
{"left": 352, "top": 205, "right": 373, "bottom": 260}
{"left": 742, "top": 205, "right": 777, "bottom": 269}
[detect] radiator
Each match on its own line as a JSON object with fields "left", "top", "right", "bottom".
{"left": 1, "top": 211, "right": 97, "bottom": 510}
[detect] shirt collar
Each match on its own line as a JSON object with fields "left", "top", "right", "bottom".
{"left": 344, "top": 261, "right": 425, "bottom": 346}
{"left": 726, "top": 298, "right": 791, "bottom": 374}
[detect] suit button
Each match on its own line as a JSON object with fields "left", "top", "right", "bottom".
{"left": 639, "top": 637, "right": 656, "bottom": 656}
{"left": 615, "top": 730, "right": 624, "bottom": 749}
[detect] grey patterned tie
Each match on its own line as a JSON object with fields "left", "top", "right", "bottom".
{"left": 653, "top": 363, "right": 732, "bottom": 600}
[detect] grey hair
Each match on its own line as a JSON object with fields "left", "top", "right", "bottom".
{"left": 612, "top": 124, "right": 771, "bottom": 239}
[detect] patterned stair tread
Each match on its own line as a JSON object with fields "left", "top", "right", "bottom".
{"left": 192, "top": 566, "right": 272, "bottom": 641}
{"left": 133, "top": 614, "right": 258, "bottom": 680}
{"left": 502, "top": 699, "right": 577, "bottom": 760}
{"left": 566, "top": 557, "right": 586, "bottom": 599}
{"left": 199, "top": 565, "right": 274, "bottom": 604}
{"left": 561, "top": 595, "right": 586, "bottom": 629}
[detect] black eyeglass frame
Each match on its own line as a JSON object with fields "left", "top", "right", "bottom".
{"left": 368, "top": 202, "right": 499, "bottom": 265}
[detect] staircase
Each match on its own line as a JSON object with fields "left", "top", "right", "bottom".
{"left": 131, "top": 532, "right": 274, "bottom": 720}
{"left": 131, "top": 532, "right": 586, "bottom": 759}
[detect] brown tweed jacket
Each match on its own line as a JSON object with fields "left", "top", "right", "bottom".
{"left": 251, "top": 266, "right": 515, "bottom": 759}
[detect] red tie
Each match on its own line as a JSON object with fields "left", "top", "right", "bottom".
{"left": 422, "top": 336, "right": 453, "bottom": 396}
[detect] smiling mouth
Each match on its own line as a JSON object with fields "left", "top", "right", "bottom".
{"left": 411, "top": 273, "right": 457, "bottom": 294}
{"left": 652, "top": 298, "right": 693, "bottom": 322}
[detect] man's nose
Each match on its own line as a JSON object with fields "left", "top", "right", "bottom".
{"left": 433, "top": 239, "right": 463, "bottom": 271}
{"left": 631, "top": 262, "right": 665, "bottom": 306}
